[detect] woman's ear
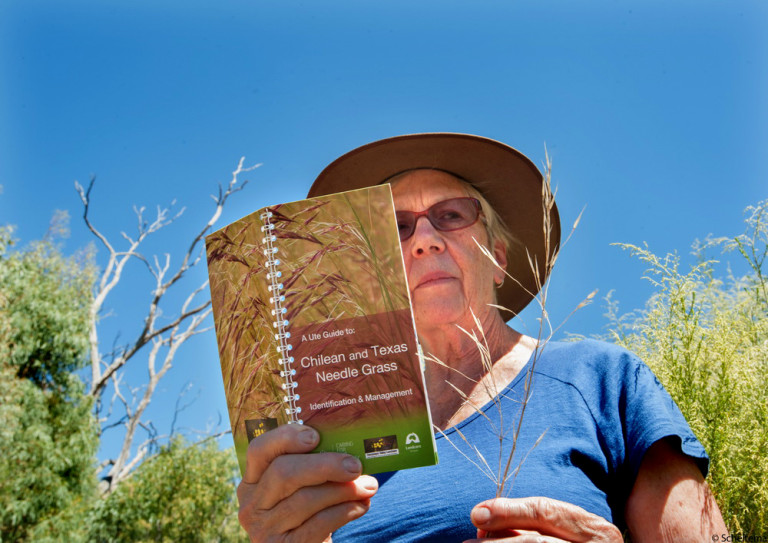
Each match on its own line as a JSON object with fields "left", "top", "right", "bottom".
{"left": 492, "top": 240, "right": 508, "bottom": 286}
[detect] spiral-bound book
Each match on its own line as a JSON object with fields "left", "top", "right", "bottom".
{"left": 205, "top": 184, "right": 437, "bottom": 475}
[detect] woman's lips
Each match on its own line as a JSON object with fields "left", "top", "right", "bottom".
{"left": 415, "top": 272, "right": 456, "bottom": 289}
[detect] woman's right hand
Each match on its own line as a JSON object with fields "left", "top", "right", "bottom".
{"left": 237, "top": 423, "right": 378, "bottom": 543}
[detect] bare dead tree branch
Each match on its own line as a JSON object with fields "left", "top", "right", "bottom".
{"left": 169, "top": 381, "right": 198, "bottom": 437}
{"left": 77, "top": 158, "right": 257, "bottom": 492}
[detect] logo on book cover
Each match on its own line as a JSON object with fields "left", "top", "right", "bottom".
{"left": 245, "top": 418, "right": 278, "bottom": 442}
{"left": 405, "top": 432, "right": 424, "bottom": 452}
{"left": 363, "top": 435, "right": 399, "bottom": 458}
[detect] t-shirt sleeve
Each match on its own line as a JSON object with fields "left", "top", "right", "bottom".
{"left": 563, "top": 341, "right": 709, "bottom": 513}
{"left": 619, "top": 354, "right": 709, "bottom": 480}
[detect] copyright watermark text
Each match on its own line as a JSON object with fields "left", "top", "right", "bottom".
{"left": 712, "top": 534, "right": 768, "bottom": 542}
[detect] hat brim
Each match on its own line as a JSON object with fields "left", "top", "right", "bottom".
{"left": 307, "top": 133, "right": 561, "bottom": 317}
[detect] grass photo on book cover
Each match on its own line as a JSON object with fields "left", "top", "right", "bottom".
{"left": 206, "top": 185, "right": 428, "bottom": 471}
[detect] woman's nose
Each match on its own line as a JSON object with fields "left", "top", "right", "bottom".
{"left": 408, "top": 215, "right": 446, "bottom": 256}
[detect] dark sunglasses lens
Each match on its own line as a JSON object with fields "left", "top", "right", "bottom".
{"left": 396, "top": 212, "right": 416, "bottom": 241}
{"left": 429, "top": 198, "right": 479, "bottom": 230}
{"left": 395, "top": 198, "right": 480, "bottom": 241}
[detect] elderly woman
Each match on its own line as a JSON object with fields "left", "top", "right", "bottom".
{"left": 237, "top": 134, "right": 727, "bottom": 542}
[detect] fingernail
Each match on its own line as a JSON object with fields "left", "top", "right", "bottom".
{"left": 472, "top": 506, "right": 491, "bottom": 525}
{"left": 361, "top": 476, "right": 378, "bottom": 492}
{"left": 343, "top": 456, "right": 362, "bottom": 474}
{"left": 299, "top": 428, "right": 318, "bottom": 446}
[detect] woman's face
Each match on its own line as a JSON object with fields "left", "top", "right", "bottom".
{"left": 391, "top": 170, "right": 507, "bottom": 331}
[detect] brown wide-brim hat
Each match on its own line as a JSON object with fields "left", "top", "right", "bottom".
{"left": 307, "top": 133, "right": 561, "bottom": 316}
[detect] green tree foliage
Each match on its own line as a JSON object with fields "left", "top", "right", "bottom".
{"left": 1, "top": 221, "right": 246, "bottom": 541}
{"left": 606, "top": 200, "right": 768, "bottom": 536}
{"left": 0, "top": 222, "right": 99, "bottom": 542}
{"left": 1, "top": 218, "right": 94, "bottom": 391}
{"left": 86, "top": 436, "right": 246, "bottom": 543}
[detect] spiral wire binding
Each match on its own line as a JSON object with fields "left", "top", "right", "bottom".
{"left": 261, "top": 210, "right": 303, "bottom": 425}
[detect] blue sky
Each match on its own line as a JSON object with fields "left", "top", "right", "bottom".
{"left": 2, "top": 1, "right": 766, "bottom": 462}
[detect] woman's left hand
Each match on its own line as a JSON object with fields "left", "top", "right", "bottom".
{"left": 465, "top": 497, "right": 623, "bottom": 542}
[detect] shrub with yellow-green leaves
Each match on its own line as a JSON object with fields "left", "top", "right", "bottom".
{"left": 607, "top": 200, "right": 768, "bottom": 536}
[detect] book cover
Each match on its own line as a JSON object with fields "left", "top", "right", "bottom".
{"left": 205, "top": 184, "right": 437, "bottom": 475}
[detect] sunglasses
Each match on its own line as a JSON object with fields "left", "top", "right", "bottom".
{"left": 395, "top": 197, "right": 482, "bottom": 241}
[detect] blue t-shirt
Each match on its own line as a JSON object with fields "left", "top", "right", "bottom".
{"left": 333, "top": 339, "right": 708, "bottom": 542}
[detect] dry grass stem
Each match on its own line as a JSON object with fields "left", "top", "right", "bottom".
{"left": 432, "top": 150, "right": 596, "bottom": 498}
